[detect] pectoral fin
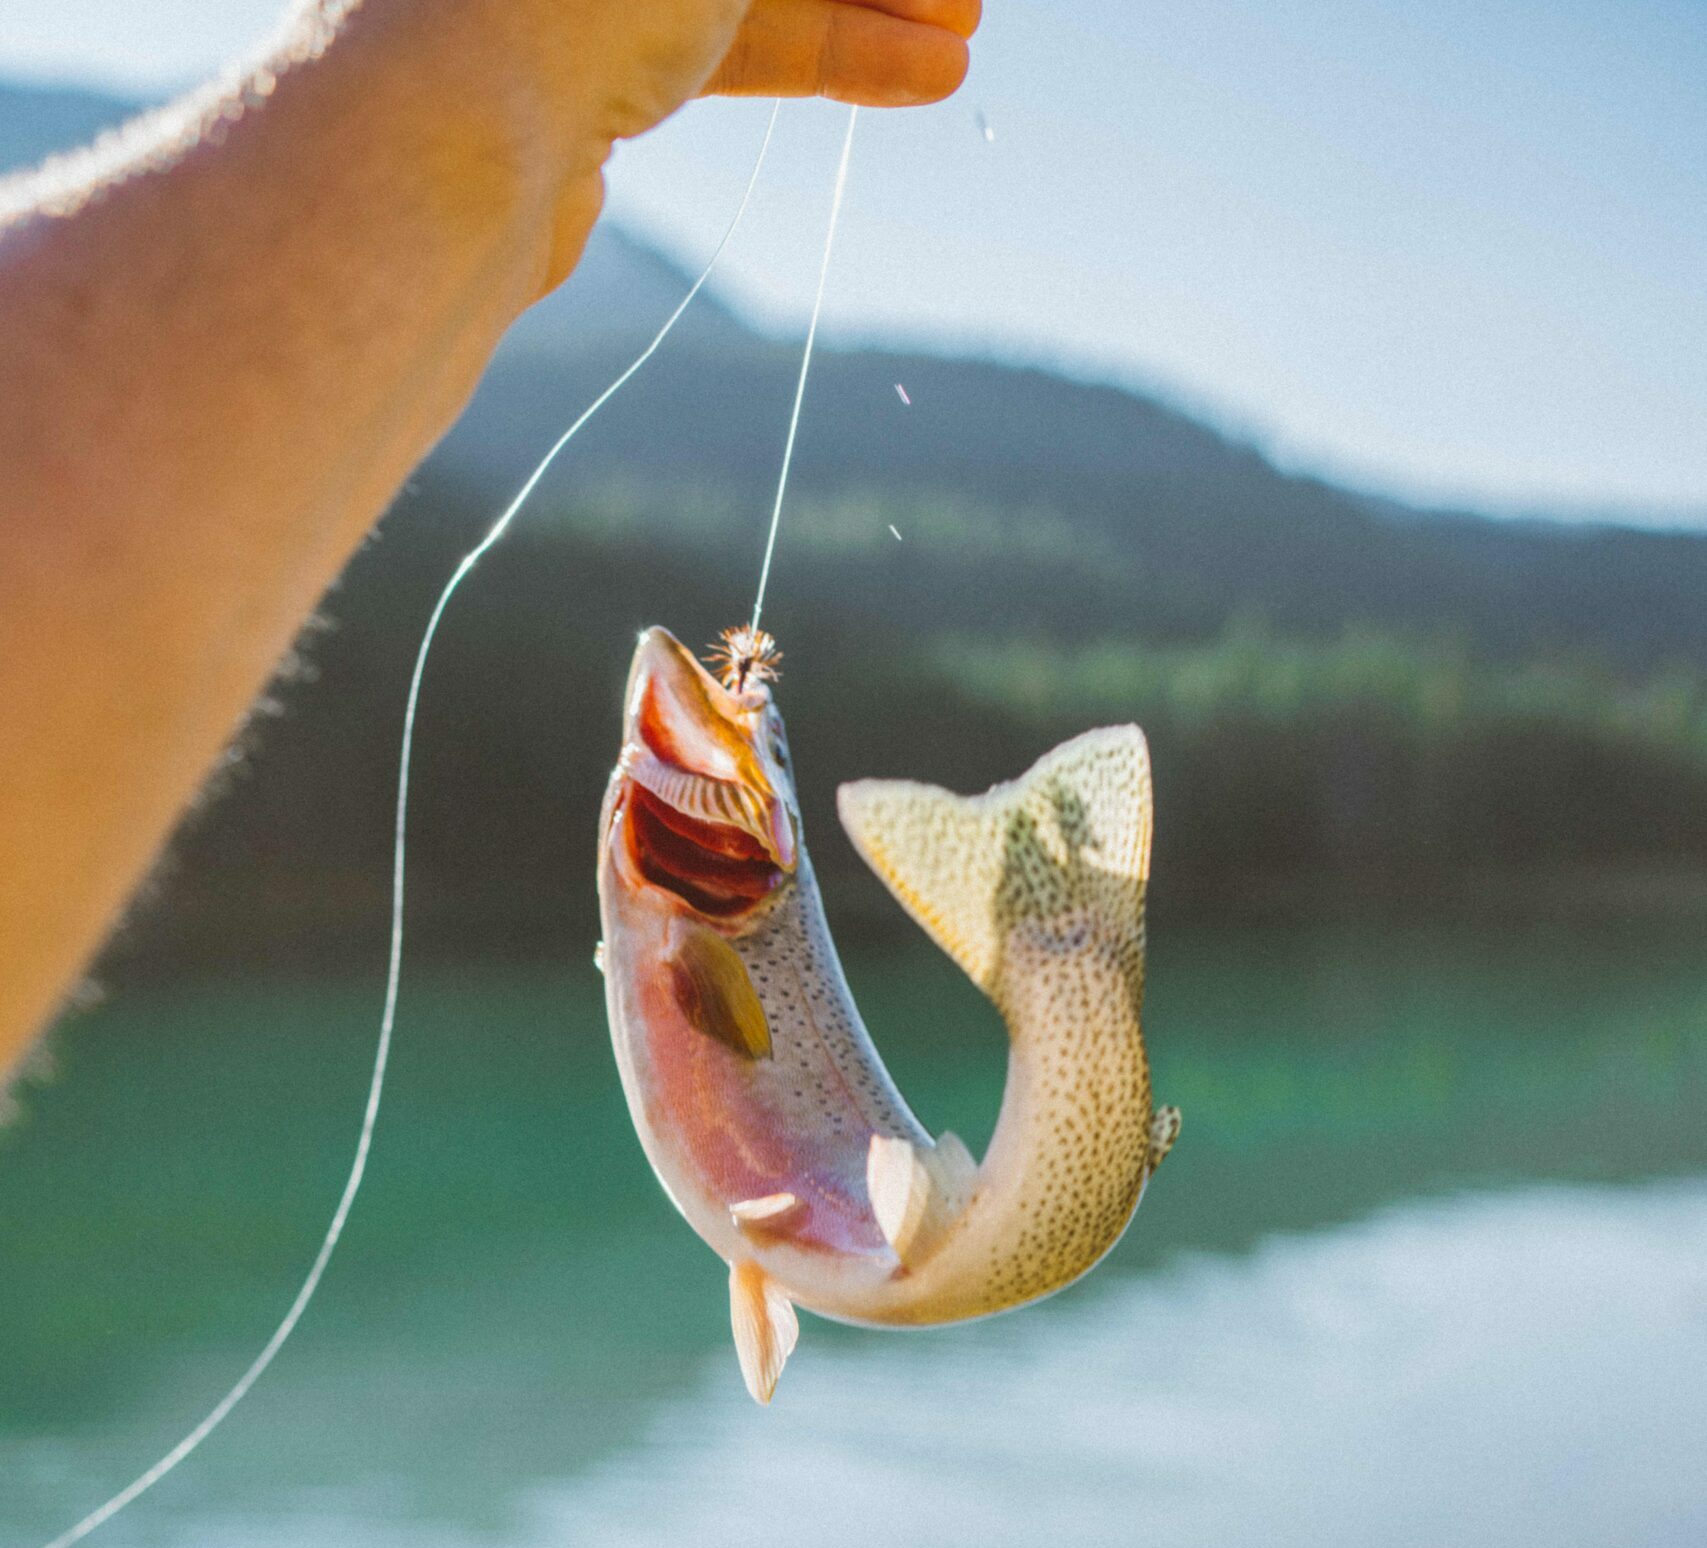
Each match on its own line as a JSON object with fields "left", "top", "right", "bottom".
{"left": 867, "top": 1131, "right": 978, "bottom": 1267}
{"left": 837, "top": 726, "right": 1152, "bottom": 997}
{"left": 729, "top": 1260, "right": 798, "bottom": 1405}
{"left": 671, "top": 926, "right": 771, "bottom": 1059}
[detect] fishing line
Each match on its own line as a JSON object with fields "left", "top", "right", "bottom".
{"left": 42, "top": 99, "right": 782, "bottom": 1548}
{"left": 750, "top": 103, "right": 859, "bottom": 633}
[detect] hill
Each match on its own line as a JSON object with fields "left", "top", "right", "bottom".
{"left": 0, "top": 79, "right": 137, "bottom": 171}
{"left": 5, "top": 78, "right": 1707, "bottom": 971}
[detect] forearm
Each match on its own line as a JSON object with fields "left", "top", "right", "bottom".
{"left": 0, "top": 0, "right": 976, "bottom": 1072}
{"left": 0, "top": 2, "right": 597, "bottom": 1061}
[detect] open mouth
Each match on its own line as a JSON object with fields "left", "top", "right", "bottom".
{"left": 625, "top": 779, "right": 787, "bottom": 917}
{"left": 614, "top": 625, "right": 794, "bottom": 919}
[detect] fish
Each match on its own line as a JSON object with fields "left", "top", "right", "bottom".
{"left": 595, "top": 625, "right": 1179, "bottom": 1403}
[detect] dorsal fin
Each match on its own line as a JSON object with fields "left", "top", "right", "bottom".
{"left": 837, "top": 726, "right": 1152, "bottom": 995}
{"left": 867, "top": 1131, "right": 978, "bottom": 1267}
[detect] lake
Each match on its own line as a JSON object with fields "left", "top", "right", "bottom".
{"left": 3, "top": 922, "right": 1705, "bottom": 1546}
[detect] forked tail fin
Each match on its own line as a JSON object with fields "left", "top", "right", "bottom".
{"left": 838, "top": 728, "right": 1167, "bottom": 1315}
{"left": 836, "top": 726, "right": 1152, "bottom": 1001}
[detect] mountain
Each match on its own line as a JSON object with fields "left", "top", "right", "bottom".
{"left": 7, "top": 77, "right": 1704, "bottom": 674}
{"left": 6, "top": 77, "right": 1707, "bottom": 970}
{"left": 0, "top": 79, "right": 138, "bottom": 172}
{"left": 437, "top": 329, "right": 1707, "bottom": 670}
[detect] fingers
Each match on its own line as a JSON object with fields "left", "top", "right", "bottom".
{"left": 703, "top": 0, "right": 977, "bottom": 108}
{"left": 845, "top": 0, "right": 981, "bottom": 41}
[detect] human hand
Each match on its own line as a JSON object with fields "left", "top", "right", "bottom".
{"left": 701, "top": 0, "right": 981, "bottom": 110}
{"left": 444, "top": 0, "right": 979, "bottom": 288}
{"left": 540, "top": 0, "right": 980, "bottom": 156}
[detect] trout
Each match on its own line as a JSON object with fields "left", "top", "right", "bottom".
{"left": 596, "top": 626, "right": 1178, "bottom": 1403}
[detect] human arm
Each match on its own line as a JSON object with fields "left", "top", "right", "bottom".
{"left": 0, "top": 0, "right": 977, "bottom": 1071}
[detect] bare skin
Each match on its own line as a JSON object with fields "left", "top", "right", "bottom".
{"left": 0, "top": 0, "right": 979, "bottom": 1075}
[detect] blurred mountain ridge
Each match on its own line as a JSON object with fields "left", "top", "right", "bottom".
{"left": 7, "top": 77, "right": 1707, "bottom": 967}
{"left": 7, "top": 74, "right": 1706, "bottom": 665}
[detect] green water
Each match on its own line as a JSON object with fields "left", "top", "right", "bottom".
{"left": 3, "top": 923, "right": 1705, "bottom": 1546}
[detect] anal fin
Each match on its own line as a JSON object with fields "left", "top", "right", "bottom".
{"left": 729, "top": 1259, "right": 799, "bottom": 1405}
{"left": 867, "top": 1131, "right": 977, "bottom": 1267}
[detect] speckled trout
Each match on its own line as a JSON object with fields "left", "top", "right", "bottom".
{"left": 596, "top": 626, "right": 1179, "bottom": 1403}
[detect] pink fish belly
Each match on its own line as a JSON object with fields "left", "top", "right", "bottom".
{"left": 629, "top": 962, "right": 891, "bottom": 1260}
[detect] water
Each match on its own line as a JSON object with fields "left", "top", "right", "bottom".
{"left": 3, "top": 923, "right": 1705, "bottom": 1547}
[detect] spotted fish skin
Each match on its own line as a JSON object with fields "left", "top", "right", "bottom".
{"left": 596, "top": 627, "right": 1176, "bottom": 1397}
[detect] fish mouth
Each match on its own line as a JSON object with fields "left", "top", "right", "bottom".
{"left": 616, "top": 627, "right": 796, "bottom": 919}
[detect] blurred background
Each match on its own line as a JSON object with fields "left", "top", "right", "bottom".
{"left": 3, "top": 3, "right": 1705, "bottom": 1545}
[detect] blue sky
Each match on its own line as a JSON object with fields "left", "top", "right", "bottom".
{"left": 5, "top": 0, "right": 1704, "bottom": 520}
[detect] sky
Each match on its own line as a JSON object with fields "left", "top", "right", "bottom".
{"left": 4, "top": 0, "right": 1705, "bottom": 521}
